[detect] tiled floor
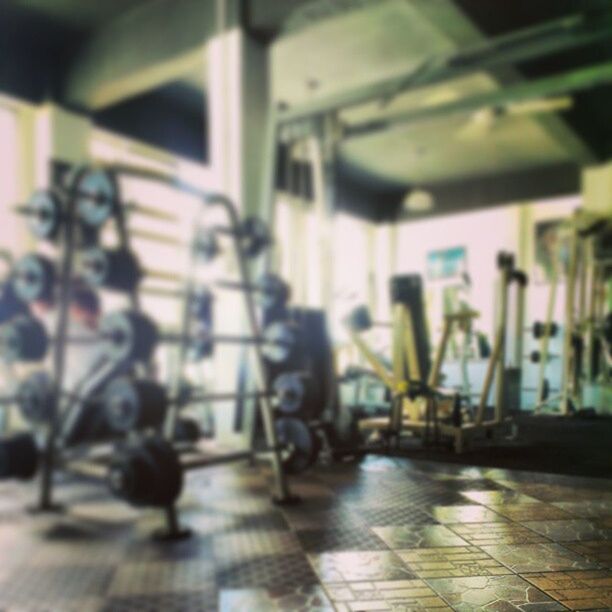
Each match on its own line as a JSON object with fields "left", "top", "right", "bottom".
{"left": 0, "top": 457, "right": 611, "bottom": 611}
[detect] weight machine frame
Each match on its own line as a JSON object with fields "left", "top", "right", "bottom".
{"left": 346, "top": 257, "right": 524, "bottom": 453}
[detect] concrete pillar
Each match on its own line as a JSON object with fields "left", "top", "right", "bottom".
{"left": 206, "top": 29, "right": 271, "bottom": 445}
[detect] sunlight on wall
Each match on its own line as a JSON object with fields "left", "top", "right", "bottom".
{"left": 0, "top": 104, "right": 20, "bottom": 256}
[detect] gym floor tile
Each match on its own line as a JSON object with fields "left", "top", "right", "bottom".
{"left": 486, "top": 502, "right": 573, "bottom": 521}
{"left": 564, "top": 541, "right": 612, "bottom": 568}
{"left": 396, "top": 546, "right": 512, "bottom": 578}
{"left": 282, "top": 507, "right": 365, "bottom": 531}
{"left": 215, "top": 553, "right": 319, "bottom": 588}
{"left": 521, "top": 570, "right": 612, "bottom": 611}
{"left": 426, "top": 574, "right": 566, "bottom": 611}
{"left": 505, "top": 483, "right": 612, "bottom": 503}
{"left": 308, "top": 551, "right": 415, "bottom": 582}
{"left": 372, "top": 525, "right": 469, "bottom": 549}
{"left": 460, "top": 489, "right": 539, "bottom": 505}
{"left": 429, "top": 504, "right": 505, "bottom": 523}
{"left": 481, "top": 543, "right": 602, "bottom": 573}
{"left": 597, "top": 516, "right": 612, "bottom": 528}
{"left": 359, "top": 504, "right": 439, "bottom": 526}
{"left": 296, "top": 527, "right": 389, "bottom": 552}
{"left": 107, "top": 560, "right": 215, "bottom": 596}
{"left": 521, "top": 519, "right": 612, "bottom": 542}
{"left": 446, "top": 521, "right": 549, "bottom": 546}
{"left": 212, "top": 529, "right": 302, "bottom": 562}
{"left": 554, "top": 500, "right": 612, "bottom": 518}
{"left": 126, "top": 533, "right": 213, "bottom": 562}
{"left": 218, "top": 585, "right": 334, "bottom": 611}
{"left": 323, "top": 579, "right": 451, "bottom": 610}
{"left": 0, "top": 564, "right": 115, "bottom": 602}
{"left": 102, "top": 590, "right": 217, "bottom": 612}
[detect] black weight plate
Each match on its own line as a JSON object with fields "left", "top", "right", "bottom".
{"left": 273, "top": 372, "right": 305, "bottom": 415}
{"left": 275, "top": 417, "right": 319, "bottom": 474}
{"left": 262, "top": 322, "right": 295, "bottom": 363}
{"left": 18, "top": 370, "right": 54, "bottom": 423}
{"left": 81, "top": 247, "right": 141, "bottom": 293}
{"left": 100, "top": 310, "right": 159, "bottom": 364}
{"left": 0, "top": 432, "right": 39, "bottom": 480}
{"left": 12, "top": 254, "right": 56, "bottom": 304}
{"left": 27, "top": 190, "right": 62, "bottom": 241}
{"left": 240, "top": 216, "right": 271, "bottom": 258}
{"left": 257, "top": 273, "right": 289, "bottom": 311}
{"left": 0, "top": 316, "right": 48, "bottom": 363}
{"left": 0, "top": 281, "right": 27, "bottom": 324}
{"left": 192, "top": 229, "right": 220, "bottom": 263}
{"left": 75, "top": 168, "right": 117, "bottom": 228}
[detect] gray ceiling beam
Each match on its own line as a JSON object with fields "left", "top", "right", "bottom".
{"left": 277, "top": 10, "right": 612, "bottom": 124}
{"left": 344, "top": 59, "right": 612, "bottom": 138}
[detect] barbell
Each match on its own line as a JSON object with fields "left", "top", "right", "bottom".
{"left": 103, "top": 371, "right": 306, "bottom": 434}
{"left": 0, "top": 310, "right": 296, "bottom": 366}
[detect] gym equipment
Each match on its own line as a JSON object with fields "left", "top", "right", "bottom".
{"left": 216, "top": 273, "right": 290, "bottom": 311}
{"left": 0, "top": 310, "right": 296, "bottom": 366}
{"left": 0, "top": 371, "right": 55, "bottom": 424}
{"left": 345, "top": 253, "right": 525, "bottom": 453}
{"left": 11, "top": 253, "right": 56, "bottom": 304}
{"left": 107, "top": 436, "right": 183, "bottom": 508}
{"left": 345, "top": 306, "right": 391, "bottom": 332}
{"left": 0, "top": 281, "right": 26, "bottom": 323}
{"left": 199, "top": 216, "right": 272, "bottom": 260}
{"left": 532, "top": 321, "right": 559, "bottom": 339}
{"left": 15, "top": 190, "right": 63, "bottom": 241}
{"left": 0, "top": 432, "right": 39, "bottom": 480}
{"left": 529, "top": 350, "right": 559, "bottom": 364}
{"left": 275, "top": 417, "right": 320, "bottom": 474}
{"left": 103, "top": 371, "right": 306, "bottom": 434}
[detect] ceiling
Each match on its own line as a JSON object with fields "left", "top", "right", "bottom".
{"left": 1, "top": 0, "right": 612, "bottom": 218}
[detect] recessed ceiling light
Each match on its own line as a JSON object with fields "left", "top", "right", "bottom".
{"left": 403, "top": 189, "right": 434, "bottom": 212}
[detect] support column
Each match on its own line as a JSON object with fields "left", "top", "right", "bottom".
{"left": 206, "top": 29, "right": 272, "bottom": 446}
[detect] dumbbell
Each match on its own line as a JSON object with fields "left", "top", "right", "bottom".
{"left": 216, "top": 273, "right": 290, "bottom": 311}
{"left": 103, "top": 371, "right": 306, "bottom": 434}
{"left": 345, "top": 305, "right": 391, "bottom": 333}
{"left": 0, "top": 370, "right": 55, "bottom": 424}
{"left": 0, "top": 310, "right": 296, "bottom": 366}
{"left": 532, "top": 321, "right": 559, "bottom": 339}
{"left": 0, "top": 432, "right": 39, "bottom": 481}
{"left": 107, "top": 436, "right": 183, "bottom": 508}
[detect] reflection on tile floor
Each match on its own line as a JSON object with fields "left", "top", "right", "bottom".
{"left": 397, "top": 546, "right": 512, "bottom": 578}
{"left": 0, "top": 457, "right": 611, "bottom": 609}
{"left": 372, "top": 525, "right": 469, "bottom": 549}
{"left": 521, "top": 519, "right": 612, "bottom": 543}
{"left": 482, "top": 543, "right": 602, "bottom": 573}
{"left": 324, "top": 579, "right": 451, "bottom": 610}
{"left": 447, "top": 521, "right": 548, "bottom": 546}
{"left": 522, "top": 569, "right": 612, "bottom": 611}
{"left": 427, "top": 574, "right": 566, "bottom": 611}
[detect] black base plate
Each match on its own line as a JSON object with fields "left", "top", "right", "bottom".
{"left": 152, "top": 526, "right": 193, "bottom": 542}
{"left": 272, "top": 493, "right": 301, "bottom": 506}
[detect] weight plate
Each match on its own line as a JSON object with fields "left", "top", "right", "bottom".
{"left": 192, "top": 229, "right": 220, "bottom": 263}
{"left": 103, "top": 377, "right": 141, "bottom": 433}
{"left": 27, "top": 190, "right": 62, "bottom": 241}
{"left": 346, "top": 306, "right": 372, "bottom": 332}
{"left": 240, "top": 216, "right": 271, "bottom": 258}
{"left": 81, "top": 247, "right": 141, "bottom": 293}
{"left": 257, "top": 273, "right": 289, "bottom": 311}
{"left": 18, "top": 370, "right": 54, "bottom": 423}
{"left": 273, "top": 373, "right": 305, "bottom": 415}
{"left": 275, "top": 417, "right": 319, "bottom": 474}
{"left": 100, "top": 310, "right": 159, "bottom": 364}
{"left": 80, "top": 247, "right": 110, "bottom": 287}
{"left": 74, "top": 169, "right": 117, "bottom": 228}
{"left": 12, "top": 254, "right": 56, "bottom": 304}
{"left": 0, "top": 281, "right": 26, "bottom": 324}
{"left": 0, "top": 432, "right": 39, "bottom": 481}
{"left": 0, "top": 316, "right": 48, "bottom": 363}
{"left": 188, "top": 288, "right": 213, "bottom": 325}
{"left": 262, "top": 322, "right": 295, "bottom": 363}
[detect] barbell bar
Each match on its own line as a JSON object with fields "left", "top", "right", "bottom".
{"left": 103, "top": 371, "right": 306, "bottom": 434}
{"left": 215, "top": 273, "right": 290, "bottom": 311}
